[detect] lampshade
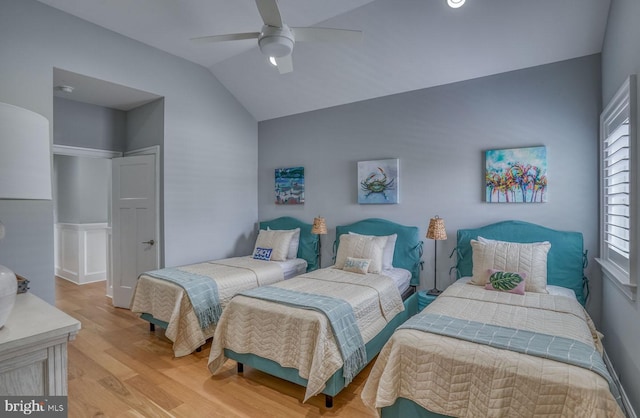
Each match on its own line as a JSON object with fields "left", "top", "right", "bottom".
{"left": 0, "top": 102, "right": 52, "bottom": 200}
{"left": 426, "top": 216, "right": 447, "bottom": 240}
{"left": 311, "top": 217, "right": 327, "bottom": 235}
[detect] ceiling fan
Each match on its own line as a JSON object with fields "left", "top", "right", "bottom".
{"left": 191, "top": 0, "right": 363, "bottom": 74}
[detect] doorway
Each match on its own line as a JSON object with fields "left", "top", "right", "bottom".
{"left": 52, "top": 68, "right": 164, "bottom": 307}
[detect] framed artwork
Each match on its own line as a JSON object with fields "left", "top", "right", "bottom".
{"left": 485, "top": 146, "right": 547, "bottom": 203}
{"left": 358, "top": 158, "right": 399, "bottom": 204}
{"left": 275, "top": 167, "right": 304, "bottom": 205}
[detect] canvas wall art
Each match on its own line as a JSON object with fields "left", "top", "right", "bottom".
{"left": 485, "top": 146, "right": 547, "bottom": 203}
{"left": 275, "top": 167, "right": 304, "bottom": 205}
{"left": 358, "top": 158, "right": 399, "bottom": 204}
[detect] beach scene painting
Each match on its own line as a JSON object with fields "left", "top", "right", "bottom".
{"left": 358, "top": 159, "right": 399, "bottom": 204}
{"left": 275, "top": 167, "right": 304, "bottom": 205}
{"left": 485, "top": 146, "right": 548, "bottom": 203}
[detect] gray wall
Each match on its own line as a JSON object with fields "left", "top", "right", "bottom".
{"left": 126, "top": 99, "right": 165, "bottom": 152}
{"left": 54, "top": 155, "right": 109, "bottom": 224}
{"left": 0, "top": 0, "right": 258, "bottom": 304}
{"left": 601, "top": 0, "right": 640, "bottom": 413}
{"left": 259, "top": 54, "right": 602, "bottom": 318}
{"left": 54, "top": 97, "right": 126, "bottom": 151}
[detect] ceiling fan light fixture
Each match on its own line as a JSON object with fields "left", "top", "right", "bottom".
{"left": 447, "top": 0, "right": 465, "bottom": 8}
{"left": 269, "top": 56, "right": 277, "bottom": 66}
{"left": 55, "top": 85, "right": 74, "bottom": 93}
{"left": 258, "top": 25, "right": 294, "bottom": 58}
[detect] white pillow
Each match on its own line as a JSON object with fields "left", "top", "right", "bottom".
{"left": 335, "top": 234, "right": 388, "bottom": 273}
{"left": 349, "top": 232, "right": 397, "bottom": 270}
{"left": 253, "top": 229, "right": 297, "bottom": 261}
{"left": 470, "top": 239, "right": 551, "bottom": 293}
{"left": 268, "top": 227, "right": 301, "bottom": 259}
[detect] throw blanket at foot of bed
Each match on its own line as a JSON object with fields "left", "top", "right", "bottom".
{"left": 362, "top": 281, "right": 625, "bottom": 418}
{"left": 398, "top": 313, "right": 621, "bottom": 408}
{"left": 240, "top": 286, "right": 366, "bottom": 386}
{"left": 208, "top": 268, "right": 404, "bottom": 401}
{"left": 130, "top": 257, "right": 284, "bottom": 357}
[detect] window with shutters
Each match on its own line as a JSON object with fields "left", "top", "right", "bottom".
{"left": 597, "top": 75, "right": 637, "bottom": 300}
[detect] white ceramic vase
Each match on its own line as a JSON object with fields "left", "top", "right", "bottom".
{"left": 0, "top": 264, "right": 17, "bottom": 329}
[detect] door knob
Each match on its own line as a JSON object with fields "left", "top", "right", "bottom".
{"left": 142, "top": 239, "right": 155, "bottom": 246}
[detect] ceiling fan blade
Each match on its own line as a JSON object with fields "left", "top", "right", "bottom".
{"left": 274, "top": 55, "right": 293, "bottom": 74}
{"left": 255, "top": 0, "right": 283, "bottom": 28}
{"left": 291, "top": 27, "right": 363, "bottom": 43}
{"left": 191, "top": 32, "right": 260, "bottom": 43}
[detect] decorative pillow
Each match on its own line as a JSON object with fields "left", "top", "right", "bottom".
{"left": 470, "top": 239, "right": 550, "bottom": 293}
{"left": 253, "top": 247, "right": 273, "bottom": 261}
{"left": 484, "top": 269, "right": 526, "bottom": 295}
{"left": 253, "top": 228, "right": 297, "bottom": 261}
{"left": 268, "top": 227, "right": 301, "bottom": 259}
{"left": 343, "top": 257, "right": 371, "bottom": 274}
{"left": 335, "top": 234, "right": 388, "bottom": 273}
{"left": 349, "top": 232, "right": 397, "bottom": 270}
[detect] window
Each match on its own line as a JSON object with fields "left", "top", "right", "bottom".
{"left": 598, "top": 75, "right": 637, "bottom": 300}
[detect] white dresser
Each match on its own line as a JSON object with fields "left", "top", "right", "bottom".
{"left": 0, "top": 293, "right": 81, "bottom": 396}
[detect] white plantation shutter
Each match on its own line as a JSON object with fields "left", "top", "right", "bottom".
{"left": 598, "top": 75, "right": 637, "bottom": 300}
{"left": 603, "top": 119, "right": 630, "bottom": 272}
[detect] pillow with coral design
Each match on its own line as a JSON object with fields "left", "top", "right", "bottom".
{"left": 484, "top": 269, "right": 526, "bottom": 295}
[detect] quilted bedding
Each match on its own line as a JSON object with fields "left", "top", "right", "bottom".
{"left": 130, "top": 256, "right": 284, "bottom": 357}
{"left": 207, "top": 267, "right": 405, "bottom": 401}
{"left": 361, "top": 280, "right": 625, "bottom": 418}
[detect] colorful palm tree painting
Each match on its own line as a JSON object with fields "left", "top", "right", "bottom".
{"left": 275, "top": 167, "right": 304, "bottom": 205}
{"left": 485, "top": 146, "right": 547, "bottom": 203}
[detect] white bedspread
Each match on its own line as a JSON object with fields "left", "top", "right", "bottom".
{"left": 361, "top": 281, "right": 625, "bottom": 418}
{"left": 130, "top": 256, "right": 284, "bottom": 357}
{"left": 207, "top": 267, "right": 405, "bottom": 401}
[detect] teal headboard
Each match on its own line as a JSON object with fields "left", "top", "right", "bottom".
{"left": 456, "top": 220, "right": 588, "bottom": 305}
{"left": 260, "top": 217, "right": 319, "bottom": 272}
{"left": 335, "top": 218, "right": 423, "bottom": 287}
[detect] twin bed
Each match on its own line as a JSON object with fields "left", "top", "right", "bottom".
{"left": 361, "top": 220, "right": 625, "bottom": 417}
{"left": 129, "top": 216, "right": 319, "bottom": 357}
{"left": 207, "top": 218, "right": 422, "bottom": 407}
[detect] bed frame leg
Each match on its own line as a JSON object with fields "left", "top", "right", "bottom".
{"left": 325, "top": 395, "right": 333, "bottom": 408}
{"left": 149, "top": 323, "right": 155, "bottom": 332}
{"left": 237, "top": 362, "right": 243, "bottom": 373}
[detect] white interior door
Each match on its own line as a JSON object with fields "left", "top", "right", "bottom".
{"left": 112, "top": 154, "right": 158, "bottom": 308}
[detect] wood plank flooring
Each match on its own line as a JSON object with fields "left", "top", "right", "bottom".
{"left": 56, "top": 278, "right": 379, "bottom": 417}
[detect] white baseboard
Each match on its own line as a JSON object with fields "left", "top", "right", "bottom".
{"left": 604, "top": 349, "right": 637, "bottom": 418}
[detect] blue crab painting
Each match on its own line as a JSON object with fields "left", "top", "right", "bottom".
{"left": 357, "top": 159, "right": 399, "bottom": 204}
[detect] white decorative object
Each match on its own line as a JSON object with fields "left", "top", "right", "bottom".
{"left": 0, "top": 102, "right": 51, "bottom": 200}
{"left": 0, "top": 264, "right": 17, "bottom": 329}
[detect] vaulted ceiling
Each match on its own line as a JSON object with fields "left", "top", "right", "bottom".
{"left": 38, "top": 0, "right": 611, "bottom": 121}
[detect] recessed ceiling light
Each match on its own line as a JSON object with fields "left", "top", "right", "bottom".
{"left": 447, "top": 0, "right": 465, "bottom": 8}
{"left": 269, "top": 56, "right": 277, "bottom": 66}
{"left": 55, "top": 85, "right": 74, "bottom": 93}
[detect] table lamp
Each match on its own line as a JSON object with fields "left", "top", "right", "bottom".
{"left": 311, "top": 216, "right": 327, "bottom": 269}
{"left": 0, "top": 102, "right": 51, "bottom": 329}
{"left": 426, "top": 215, "right": 447, "bottom": 296}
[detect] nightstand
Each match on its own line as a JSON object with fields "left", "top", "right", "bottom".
{"left": 417, "top": 290, "right": 438, "bottom": 312}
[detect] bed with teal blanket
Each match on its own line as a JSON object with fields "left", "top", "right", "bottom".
{"left": 130, "top": 217, "right": 318, "bottom": 357}
{"left": 361, "top": 220, "right": 625, "bottom": 418}
{"left": 207, "top": 218, "right": 422, "bottom": 408}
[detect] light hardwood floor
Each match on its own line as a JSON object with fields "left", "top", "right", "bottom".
{"left": 56, "top": 278, "right": 379, "bottom": 417}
